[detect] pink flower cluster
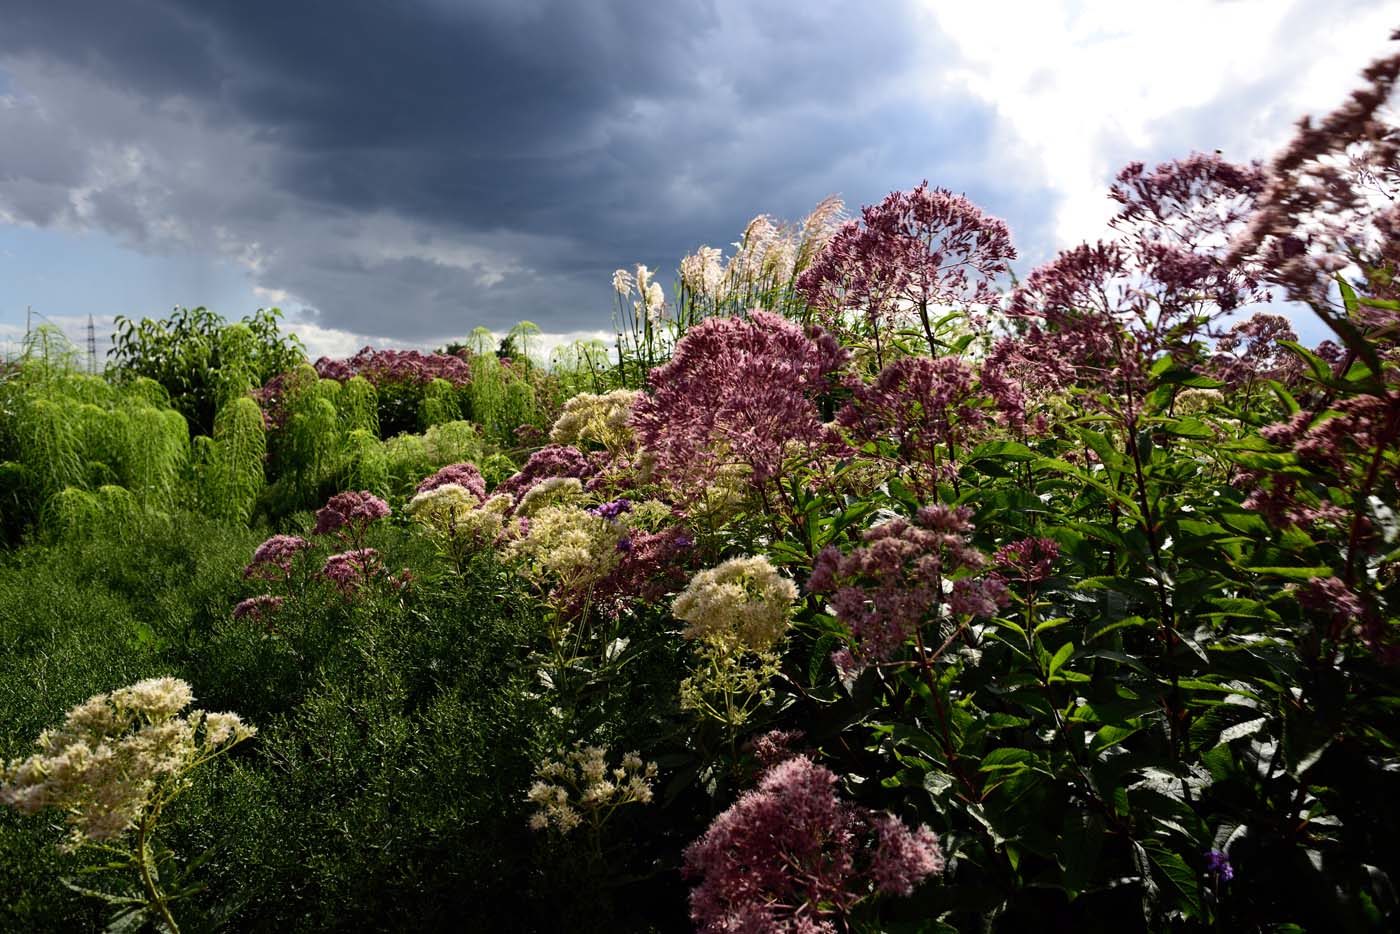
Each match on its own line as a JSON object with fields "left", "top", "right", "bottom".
{"left": 322, "top": 548, "right": 384, "bottom": 595}
{"left": 631, "top": 311, "right": 849, "bottom": 492}
{"left": 494, "top": 444, "right": 593, "bottom": 500}
{"left": 798, "top": 182, "right": 1015, "bottom": 339}
{"left": 993, "top": 537, "right": 1060, "bottom": 585}
{"left": 244, "top": 534, "right": 313, "bottom": 582}
{"left": 415, "top": 462, "right": 487, "bottom": 501}
{"left": 809, "top": 505, "right": 1007, "bottom": 674}
{"left": 314, "top": 346, "right": 474, "bottom": 387}
{"left": 1207, "top": 313, "right": 1304, "bottom": 390}
{"left": 232, "top": 594, "right": 285, "bottom": 622}
{"left": 683, "top": 755, "right": 943, "bottom": 933}
{"left": 313, "top": 490, "right": 392, "bottom": 538}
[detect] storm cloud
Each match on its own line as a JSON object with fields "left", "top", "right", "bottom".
{"left": 0, "top": 0, "right": 1039, "bottom": 341}
{"left": 0, "top": 1, "right": 1394, "bottom": 348}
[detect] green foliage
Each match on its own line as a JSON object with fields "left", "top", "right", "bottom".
{"left": 109, "top": 307, "right": 305, "bottom": 436}
{"left": 418, "top": 377, "right": 463, "bottom": 429}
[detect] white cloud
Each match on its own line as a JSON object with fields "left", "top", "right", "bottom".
{"left": 915, "top": 0, "right": 1399, "bottom": 253}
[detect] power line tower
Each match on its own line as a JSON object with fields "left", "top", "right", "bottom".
{"left": 87, "top": 315, "right": 98, "bottom": 375}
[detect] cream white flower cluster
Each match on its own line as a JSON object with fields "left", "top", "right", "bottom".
{"left": 526, "top": 744, "right": 657, "bottom": 834}
{"left": 672, "top": 556, "right": 798, "bottom": 652}
{"left": 406, "top": 487, "right": 513, "bottom": 555}
{"left": 548, "top": 389, "right": 642, "bottom": 453}
{"left": 506, "top": 503, "right": 627, "bottom": 593}
{"left": 0, "top": 677, "right": 255, "bottom": 850}
{"left": 515, "top": 477, "right": 583, "bottom": 517}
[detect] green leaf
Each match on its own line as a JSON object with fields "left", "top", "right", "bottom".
{"left": 1145, "top": 844, "right": 1203, "bottom": 919}
{"left": 980, "top": 747, "right": 1035, "bottom": 771}
{"left": 1047, "top": 641, "right": 1075, "bottom": 680}
{"left": 1059, "top": 809, "right": 1105, "bottom": 899}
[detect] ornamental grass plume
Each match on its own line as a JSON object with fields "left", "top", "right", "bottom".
{"left": 683, "top": 755, "right": 943, "bottom": 933}
{"left": 808, "top": 505, "right": 1007, "bottom": 676}
{"left": 672, "top": 556, "right": 799, "bottom": 652}
{"left": 630, "top": 311, "right": 849, "bottom": 496}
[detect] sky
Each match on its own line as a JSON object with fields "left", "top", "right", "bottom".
{"left": 0, "top": 0, "right": 1396, "bottom": 360}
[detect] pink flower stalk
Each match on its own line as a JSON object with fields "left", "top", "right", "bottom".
{"left": 313, "top": 490, "right": 391, "bottom": 538}
{"left": 494, "top": 444, "right": 593, "bottom": 500}
{"left": 683, "top": 756, "right": 943, "bottom": 933}
{"left": 631, "top": 310, "right": 849, "bottom": 495}
{"left": 232, "top": 594, "right": 284, "bottom": 621}
{"left": 837, "top": 356, "right": 1005, "bottom": 494}
{"left": 993, "top": 537, "right": 1060, "bottom": 585}
{"left": 321, "top": 548, "right": 384, "bottom": 595}
{"left": 808, "top": 505, "right": 1007, "bottom": 674}
{"left": 1109, "top": 152, "right": 1267, "bottom": 257}
{"left": 244, "top": 534, "right": 313, "bottom": 582}
{"left": 415, "top": 462, "right": 487, "bottom": 501}
{"left": 1207, "top": 313, "right": 1304, "bottom": 391}
{"left": 1228, "top": 37, "right": 1400, "bottom": 316}
{"left": 798, "top": 182, "right": 1016, "bottom": 355}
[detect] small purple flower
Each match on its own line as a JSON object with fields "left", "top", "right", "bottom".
{"left": 1205, "top": 849, "right": 1234, "bottom": 882}
{"left": 616, "top": 535, "right": 634, "bottom": 554}
{"left": 590, "top": 498, "right": 633, "bottom": 521}
{"left": 322, "top": 548, "right": 383, "bottom": 594}
{"left": 244, "top": 535, "right": 313, "bottom": 581}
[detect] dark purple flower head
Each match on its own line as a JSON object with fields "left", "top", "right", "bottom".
{"left": 1208, "top": 313, "right": 1303, "bottom": 389}
{"left": 321, "top": 548, "right": 383, "bottom": 594}
{"left": 494, "top": 444, "right": 593, "bottom": 500}
{"left": 313, "top": 490, "right": 391, "bottom": 537}
{"left": 244, "top": 534, "right": 313, "bottom": 581}
{"left": 590, "top": 498, "right": 633, "bottom": 521}
{"left": 415, "top": 462, "right": 487, "bottom": 500}
{"left": 993, "top": 537, "right": 1060, "bottom": 584}
{"left": 1205, "top": 849, "right": 1235, "bottom": 882}
{"left": 314, "top": 346, "right": 474, "bottom": 387}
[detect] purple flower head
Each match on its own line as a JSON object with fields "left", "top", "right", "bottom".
{"left": 631, "top": 310, "right": 849, "bottom": 495}
{"left": 314, "top": 346, "right": 474, "bottom": 388}
{"left": 809, "top": 506, "right": 1006, "bottom": 672}
{"left": 313, "top": 490, "right": 391, "bottom": 537}
{"left": 1205, "top": 849, "right": 1234, "bottom": 882}
{"left": 232, "top": 594, "right": 284, "bottom": 621}
{"left": 321, "top": 548, "right": 383, "bottom": 594}
{"left": 683, "top": 755, "right": 943, "bottom": 932}
{"left": 415, "top": 462, "right": 486, "bottom": 501}
{"left": 590, "top": 498, "right": 633, "bottom": 521}
{"left": 244, "top": 534, "right": 313, "bottom": 582}
{"left": 1208, "top": 313, "right": 1303, "bottom": 389}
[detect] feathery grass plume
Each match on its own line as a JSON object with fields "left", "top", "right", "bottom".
{"left": 120, "top": 404, "right": 190, "bottom": 509}
{"left": 526, "top": 744, "right": 657, "bottom": 847}
{"left": 418, "top": 377, "right": 463, "bottom": 429}
{"left": 119, "top": 376, "right": 172, "bottom": 409}
{"left": 14, "top": 396, "right": 84, "bottom": 500}
{"left": 672, "top": 556, "right": 798, "bottom": 653}
{"left": 1, "top": 677, "right": 255, "bottom": 934}
{"left": 683, "top": 755, "right": 943, "bottom": 933}
{"left": 467, "top": 333, "right": 508, "bottom": 432}
{"left": 337, "top": 375, "right": 380, "bottom": 435}
{"left": 500, "top": 369, "right": 540, "bottom": 443}
{"left": 549, "top": 389, "right": 641, "bottom": 454}
{"left": 423, "top": 419, "right": 485, "bottom": 467}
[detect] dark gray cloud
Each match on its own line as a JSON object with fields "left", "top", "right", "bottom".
{"left": 0, "top": 0, "right": 1048, "bottom": 340}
